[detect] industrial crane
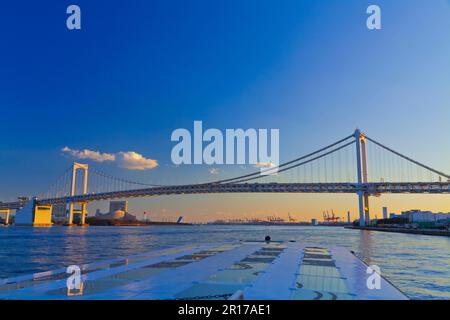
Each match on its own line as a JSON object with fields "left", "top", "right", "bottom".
{"left": 322, "top": 210, "right": 341, "bottom": 224}
{"left": 288, "top": 213, "right": 296, "bottom": 222}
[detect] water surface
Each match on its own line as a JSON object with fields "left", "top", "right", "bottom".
{"left": 0, "top": 225, "right": 449, "bottom": 299}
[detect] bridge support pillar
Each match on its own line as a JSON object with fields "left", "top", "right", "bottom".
{"left": 67, "top": 203, "right": 74, "bottom": 225}
{"left": 5, "top": 209, "right": 10, "bottom": 225}
{"left": 358, "top": 192, "right": 370, "bottom": 227}
{"left": 364, "top": 193, "right": 370, "bottom": 223}
{"left": 67, "top": 162, "right": 89, "bottom": 226}
{"left": 80, "top": 203, "right": 87, "bottom": 226}
{"left": 15, "top": 200, "right": 52, "bottom": 227}
{"left": 355, "top": 129, "right": 370, "bottom": 227}
{"left": 0, "top": 209, "right": 10, "bottom": 225}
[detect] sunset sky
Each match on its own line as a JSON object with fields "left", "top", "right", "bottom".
{"left": 1, "top": 0, "right": 450, "bottom": 222}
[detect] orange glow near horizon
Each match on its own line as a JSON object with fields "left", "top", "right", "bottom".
{"left": 89, "top": 194, "right": 450, "bottom": 223}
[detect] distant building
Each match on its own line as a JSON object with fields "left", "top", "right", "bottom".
{"left": 109, "top": 201, "right": 128, "bottom": 214}
{"left": 91, "top": 200, "right": 136, "bottom": 221}
{"left": 382, "top": 207, "right": 388, "bottom": 220}
{"left": 389, "top": 213, "right": 398, "bottom": 219}
{"left": 400, "top": 210, "right": 450, "bottom": 223}
{"left": 347, "top": 211, "right": 351, "bottom": 224}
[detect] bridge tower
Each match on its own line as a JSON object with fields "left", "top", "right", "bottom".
{"left": 355, "top": 129, "right": 370, "bottom": 227}
{"left": 67, "top": 162, "right": 89, "bottom": 226}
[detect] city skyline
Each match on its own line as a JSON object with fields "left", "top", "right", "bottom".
{"left": 2, "top": 0, "right": 450, "bottom": 221}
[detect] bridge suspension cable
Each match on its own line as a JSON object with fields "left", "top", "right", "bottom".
{"left": 32, "top": 130, "right": 450, "bottom": 204}
{"left": 89, "top": 168, "right": 164, "bottom": 188}
{"left": 37, "top": 166, "right": 72, "bottom": 199}
{"left": 224, "top": 140, "right": 356, "bottom": 184}
{"left": 365, "top": 135, "right": 450, "bottom": 181}
{"left": 207, "top": 134, "right": 356, "bottom": 185}
{"left": 37, "top": 165, "right": 164, "bottom": 201}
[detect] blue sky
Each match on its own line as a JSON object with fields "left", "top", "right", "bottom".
{"left": 1, "top": 1, "right": 450, "bottom": 220}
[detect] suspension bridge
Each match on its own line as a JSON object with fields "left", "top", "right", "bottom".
{"left": 1, "top": 129, "right": 449, "bottom": 227}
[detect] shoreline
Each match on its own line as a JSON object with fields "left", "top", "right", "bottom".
{"left": 346, "top": 226, "right": 450, "bottom": 237}
{"left": 206, "top": 223, "right": 350, "bottom": 227}
{"left": 59, "top": 220, "right": 193, "bottom": 227}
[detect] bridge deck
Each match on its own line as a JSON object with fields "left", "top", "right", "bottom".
{"left": 0, "top": 241, "right": 407, "bottom": 300}
{"left": 1, "top": 182, "right": 448, "bottom": 209}
{"left": 37, "top": 181, "right": 450, "bottom": 205}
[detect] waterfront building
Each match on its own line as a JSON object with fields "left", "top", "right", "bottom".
{"left": 109, "top": 201, "right": 128, "bottom": 213}
{"left": 400, "top": 210, "right": 450, "bottom": 223}
{"left": 92, "top": 200, "right": 136, "bottom": 222}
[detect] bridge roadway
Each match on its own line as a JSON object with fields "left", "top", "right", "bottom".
{"left": 1, "top": 182, "right": 449, "bottom": 209}
{"left": 0, "top": 201, "right": 27, "bottom": 210}
{"left": 28, "top": 182, "right": 450, "bottom": 206}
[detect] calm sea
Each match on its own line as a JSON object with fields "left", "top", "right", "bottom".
{"left": 0, "top": 225, "right": 449, "bottom": 300}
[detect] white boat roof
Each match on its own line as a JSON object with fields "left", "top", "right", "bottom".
{"left": 0, "top": 241, "right": 408, "bottom": 300}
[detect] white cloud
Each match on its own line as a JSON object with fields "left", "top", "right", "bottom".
{"left": 209, "top": 168, "right": 220, "bottom": 175}
{"left": 254, "top": 162, "right": 278, "bottom": 176}
{"left": 62, "top": 147, "right": 158, "bottom": 170}
{"left": 61, "top": 146, "right": 115, "bottom": 162}
{"left": 116, "top": 151, "right": 158, "bottom": 170}
{"left": 254, "top": 162, "right": 276, "bottom": 168}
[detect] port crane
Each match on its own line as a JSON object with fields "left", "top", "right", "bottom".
{"left": 266, "top": 216, "right": 285, "bottom": 223}
{"left": 322, "top": 210, "right": 341, "bottom": 224}
{"left": 288, "top": 213, "right": 296, "bottom": 222}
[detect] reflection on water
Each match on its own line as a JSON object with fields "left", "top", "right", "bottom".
{"left": 0, "top": 225, "right": 449, "bottom": 299}
{"left": 358, "top": 230, "right": 374, "bottom": 265}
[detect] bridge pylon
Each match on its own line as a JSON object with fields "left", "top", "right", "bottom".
{"left": 67, "top": 162, "right": 89, "bottom": 226}
{"left": 355, "top": 129, "right": 370, "bottom": 226}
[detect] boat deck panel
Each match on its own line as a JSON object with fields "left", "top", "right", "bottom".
{"left": 0, "top": 242, "right": 408, "bottom": 300}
